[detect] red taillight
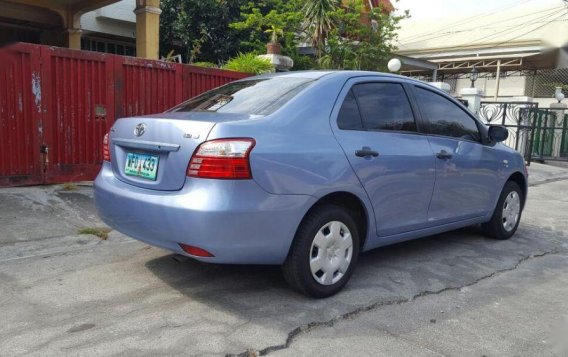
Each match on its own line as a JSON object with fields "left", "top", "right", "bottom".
{"left": 187, "top": 138, "right": 255, "bottom": 179}
{"left": 103, "top": 133, "right": 111, "bottom": 162}
{"left": 178, "top": 243, "right": 214, "bottom": 257}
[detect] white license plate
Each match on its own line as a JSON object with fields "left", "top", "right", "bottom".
{"left": 124, "top": 153, "right": 159, "bottom": 181}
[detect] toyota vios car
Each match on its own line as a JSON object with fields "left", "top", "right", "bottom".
{"left": 94, "top": 71, "right": 527, "bottom": 298}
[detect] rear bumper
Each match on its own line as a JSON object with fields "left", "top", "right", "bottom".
{"left": 94, "top": 162, "right": 315, "bottom": 264}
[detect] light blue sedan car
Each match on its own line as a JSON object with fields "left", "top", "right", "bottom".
{"left": 94, "top": 71, "right": 527, "bottom": 298}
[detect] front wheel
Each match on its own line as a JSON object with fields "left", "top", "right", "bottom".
{"left": 481, "top": 181, "right": 523, "bottom": 240}
{"left": 282, "top": 205, "right": 360, "bottom": 298}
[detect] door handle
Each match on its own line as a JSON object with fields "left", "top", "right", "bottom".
{"left": 436, "top": 150, "right": 453, "bottom": 160}
{"left": 355, "top": 147, "right": 379, "bottom": 158}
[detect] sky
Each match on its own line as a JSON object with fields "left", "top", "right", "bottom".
{"left": 396, "top": 0, "right": 564, "bottom": 20}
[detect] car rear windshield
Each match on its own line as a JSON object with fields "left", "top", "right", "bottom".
{"left": 168, "top": 77, "right": 314, "bottom": 115}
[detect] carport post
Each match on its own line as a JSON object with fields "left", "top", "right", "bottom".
{"left": 134, "top": 0, "right": 161, "bottom": 59}
{"left": 67, "top": 28, "right": 82, "bottom": 49}
{"left": 494, "top": 59, "right": 502, "bottom": 101}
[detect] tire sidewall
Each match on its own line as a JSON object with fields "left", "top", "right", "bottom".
{"left": 294, "top": 206, "right": 360, "bottom": 298}
{"left": 493, "top": 181, "right": 523, "bottom": 239}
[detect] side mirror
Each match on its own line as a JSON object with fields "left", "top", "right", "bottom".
{"left": 488, "top": 125, "right": 509, "bottom": 143}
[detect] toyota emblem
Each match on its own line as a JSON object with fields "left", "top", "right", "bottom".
{"left": 134, "top": 123, "right": 146, "bottom": 137}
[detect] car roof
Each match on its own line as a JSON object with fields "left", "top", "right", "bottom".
{"left": 237, "top": 70, "right": 452, "bottom": 99}
{"left": 248, "top": 70, "right": 426, "bottom": 85}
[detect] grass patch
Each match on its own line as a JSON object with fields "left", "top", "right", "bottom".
{"left": 78, "top": 227, "right": 112, "bottom": 240}
{"left": 62, "top": 182, "right": 77, "bottom": 191}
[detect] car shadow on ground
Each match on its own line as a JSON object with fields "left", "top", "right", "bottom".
{"left": 144, "top": 224, "right": 560, "bottom": 312}
{"left": 142, "top": 223, "right": 563, "bottom": 354}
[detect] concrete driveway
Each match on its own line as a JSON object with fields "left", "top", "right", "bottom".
{"left": 1, "top": 163, "right": 568, "bottom": 356}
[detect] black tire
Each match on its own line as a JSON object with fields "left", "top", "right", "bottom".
{"left": 282, "top": 205, "right": 360, "bottom": 298}
{"left": 481, "top": 181, "right": 523, "bottom": 240}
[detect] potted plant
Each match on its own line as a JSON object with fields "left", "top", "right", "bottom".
{"left": 265, "top": 25, "right": 284, "bottom": 55}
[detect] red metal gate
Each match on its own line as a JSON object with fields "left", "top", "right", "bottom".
{"left": 115, "top": 56, "right": 183, "bottom": 118}
{"left": 0, "top": 44, "right": 44, "bottom": 186}
{"left": 40, "top": 46, "right": 116, "bottom": 184}
{"left": 0, "top": 43, "right": 249, "bottom": 187}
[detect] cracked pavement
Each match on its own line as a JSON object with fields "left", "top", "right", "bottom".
{"left": 1, "top": 163, "right": 568, "bottom": 356}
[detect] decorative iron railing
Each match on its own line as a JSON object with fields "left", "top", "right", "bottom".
{"left": 478, "top": 102, "right": 568, "bottom": 164}
{"left": 478, "top": 102, "right": 539, "bottom": 163}
{"left": 530, "top": 109, "right": 568, "bottom": 161}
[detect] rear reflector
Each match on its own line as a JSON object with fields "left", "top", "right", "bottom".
{"left": 187, "top": 138, "right": 255, "bottom": 179}
{"left": 103, "top": 133, "right": 111, "bottom": 162}
{"left": 178, "top": 243, "right": 215, "bottom": 257}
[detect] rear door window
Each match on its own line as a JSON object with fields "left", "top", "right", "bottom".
{"left": 352, "top": 83, "right": 417, "bottom": 132}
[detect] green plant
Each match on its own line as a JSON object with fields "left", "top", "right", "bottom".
{"left": 223, "top": 53, "right": 274, "bottom": 74}
{"left": 289, "top": 53, "right": 317, "bottom": 70}
{"left": 303, "top": 0, "right": 339, "bottom": 56}
{"left": 188, "top": 28, "right": 209, "bottom": 64}
{"left": 265, "top": 25, "right": 284, "bottom": 43}
{"left": 192, "top": 61, "right": 218, "bottom": 68}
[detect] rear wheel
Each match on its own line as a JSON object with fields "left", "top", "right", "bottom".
{"left": 481, "top": 181, "right": 523, "bottom": 240}
{"left": 282, "top": 205, "right": 360, "bottom": 298}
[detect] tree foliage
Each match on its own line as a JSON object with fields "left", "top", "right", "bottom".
{"left": 229, "top": 0, "right": 304, "bottom": 55}
{"left": 159, "top": 0, "right": 408, "bottom": 72}
{"left": 159, "top": 0, "right": 247, "bottom": 63}
{"left": 318, "top": 0, "right": 409, "bottom": 71}
{"left": 303, "top": 0, "right": 339, "bottom": 55}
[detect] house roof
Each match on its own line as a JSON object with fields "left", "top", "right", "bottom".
{"left": 395, "top": 1, "right": 568, "bottom": 73}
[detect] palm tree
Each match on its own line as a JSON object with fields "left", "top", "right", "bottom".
{"left": 304, "top": 0, "right": 339, "bottom": 56}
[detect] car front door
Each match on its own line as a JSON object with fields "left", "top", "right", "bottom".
{"left": 411, "top": 85, "right": 500, "bottom": 224}
{"left": 331, "top": 78, "right": 436, "bottom": 237}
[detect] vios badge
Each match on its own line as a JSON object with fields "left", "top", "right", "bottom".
{"left": 134, "top": 123, "right": 146, "bottom": 137}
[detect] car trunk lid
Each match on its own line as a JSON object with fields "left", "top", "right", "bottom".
{"left": 109, "top": 112, "right": 253, "bottom": 191}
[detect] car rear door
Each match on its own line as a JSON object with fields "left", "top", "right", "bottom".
{"left": 331, "top": 78, "right": 436, "bottom": 237}
{"left": 411, "top": 85, "right": 500, "bottom": 224}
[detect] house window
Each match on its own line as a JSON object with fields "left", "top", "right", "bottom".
{"left": 81, "top": 37, "right": 136, "bottom": 56}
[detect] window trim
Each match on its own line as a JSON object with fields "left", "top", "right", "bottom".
{"left": 411, "top": 84, "right": 484, "bottom": 144}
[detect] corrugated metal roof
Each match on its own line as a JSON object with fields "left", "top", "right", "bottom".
{"left": 397, "top": 1, "right": 568, "bottom": 56}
